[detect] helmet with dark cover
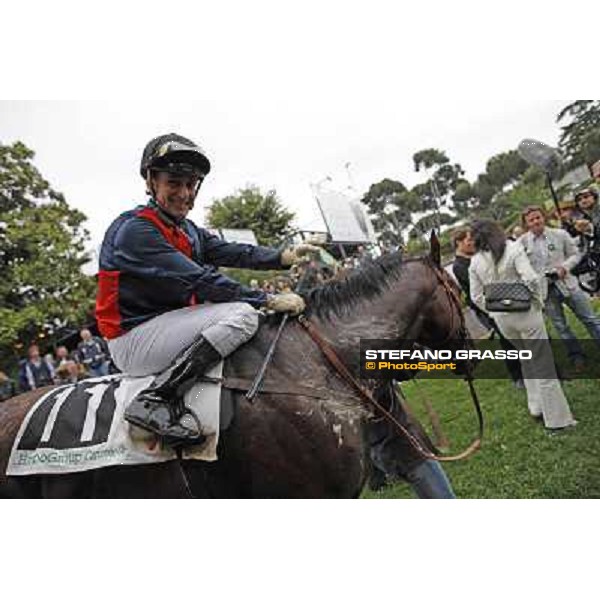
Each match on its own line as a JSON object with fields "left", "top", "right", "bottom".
{"left": 140, "top": 133, "right": 211, "bottom": 179}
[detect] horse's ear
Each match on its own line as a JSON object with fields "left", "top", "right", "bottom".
{"left": 429, "top": 229, "right": 441, "bottom": 267}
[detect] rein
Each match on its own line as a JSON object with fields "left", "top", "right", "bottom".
{"left": 297, "top": 259, "right": 484, "bottom": 463}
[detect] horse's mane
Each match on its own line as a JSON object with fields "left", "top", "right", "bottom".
{"left": 304, "top": 252, "right": 427, "bottom": 321}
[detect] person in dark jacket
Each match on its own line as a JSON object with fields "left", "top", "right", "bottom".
{"left": 0, "top": 371, "right": 17, "bottom": 402}
{"left": 96, "top": 133, "right": 317, "bottom": 446}
{"left": 76, "top": 329, "right": 109, "bottom": 377}
{"left": 18, "top": 344, "right": 54, "bottom": 392}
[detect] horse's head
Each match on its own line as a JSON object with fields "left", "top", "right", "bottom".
{"left": 414, "top": 259, "right": 475, "bottom": 378}
{"left": 304, "top": 252, "right": 474, "bottom": 377}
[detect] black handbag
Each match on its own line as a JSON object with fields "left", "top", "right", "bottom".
{"left": 484, "top": 281, "right": 532, "bottom": 312}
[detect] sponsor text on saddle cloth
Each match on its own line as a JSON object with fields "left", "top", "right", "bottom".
{"left": 6, "top": 362, "right": 223, "bottom": 476}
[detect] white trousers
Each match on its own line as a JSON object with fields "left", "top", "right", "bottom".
{"left": 108, "top": 302, "right": 260, "bottom": 377}
{"left": 494, "top": 308, "right": 575, "bottom": 429}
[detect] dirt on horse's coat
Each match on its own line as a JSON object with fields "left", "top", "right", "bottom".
{"left": 0, "top": 253, "right": 468, "bottom": 498}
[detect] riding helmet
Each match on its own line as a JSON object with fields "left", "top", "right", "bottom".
{"left": 140, "top": 133, "right": 211, "bottom": 179}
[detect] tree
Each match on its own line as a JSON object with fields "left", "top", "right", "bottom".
{"left": 581, "top": 128, "right": 600, "bottom": 166}
{"left": 410, "top": 212, "right": 454, "bottom": 238}
{"left": 411, "top": 148, "right": 465, "bottom": 231}
{"left": 360, "top": 179, "right": 414, "bottom": 246}
{"left": 459, "top": 150, "right": 536, "bottom": 219}
{"left": 206, "top": 185, "right": 295, "bottom": 247}
{"left": 0, "top": 141, "right": 95, "bottom": 367}
{"left": 473, "top": 177, "right": 547, "bottom": 229}
{"left": 557, "top": 100, "right": 600, "bottom": 167}
{"left": 484, "top": 150, "right": 529, "bottom": 189}
{"left": 451, "top": 179, "right": 475, "bottom": 215}
{"left": 361, "top": 178, "right": 407, "bottom": 213}
{"left": 471, "top": 173, "right": 497, "bottom": 209}
{"left": 413, "top": 149, "right": 449, "bottom": 172}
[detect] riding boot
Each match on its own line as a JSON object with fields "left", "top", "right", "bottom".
{"left": 124, "top": 336, "right": 222, "bottom": 447}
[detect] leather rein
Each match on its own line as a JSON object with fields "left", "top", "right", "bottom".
{"left": 297, "top": 260, "right": 483, "bottom": 463}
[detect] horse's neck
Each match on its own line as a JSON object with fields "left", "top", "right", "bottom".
{"left": 315, "top": 274, "right": 426, "bottom": 346}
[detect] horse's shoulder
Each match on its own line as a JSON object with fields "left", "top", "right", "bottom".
{"left": 0, "top": 388, "right": 47, "bottom": 427}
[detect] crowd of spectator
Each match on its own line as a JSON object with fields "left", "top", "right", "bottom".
{"left": 0, "top": 328, "right": 113, "bottom": 402}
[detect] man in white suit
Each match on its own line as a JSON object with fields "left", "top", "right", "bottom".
{"left": 520, "top": 205, "right": 600, "bottom": 369}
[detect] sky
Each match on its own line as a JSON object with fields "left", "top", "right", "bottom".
{"left": 0, "top": 2, "right": 590, "bottom": 270}
{"left": 0, "top": 99, "right": 568, "bottom": 265}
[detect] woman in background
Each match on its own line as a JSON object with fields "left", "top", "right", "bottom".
{"left": 468, "top": 220, "right": 576, "bottom": 432}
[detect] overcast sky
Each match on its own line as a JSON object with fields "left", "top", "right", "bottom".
{"left": 0, "top": 99, "right": 567, "bottom": 259}
{"left": 0, "top": 2, "right": 588, "bottom": 270}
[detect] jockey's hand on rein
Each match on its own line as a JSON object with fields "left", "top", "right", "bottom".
{"left": 280, "top": 243, "right": 320, "bottom": 266}
{"left": 266, "top": 292, "right": 306, "bottom": 316}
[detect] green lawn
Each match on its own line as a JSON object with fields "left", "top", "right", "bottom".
{"left": 363, "top": 306, "right": 600, "bottom": 499}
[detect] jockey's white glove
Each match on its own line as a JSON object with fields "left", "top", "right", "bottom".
{"left": 266, "top": 292, "right": 306, "bottom": 315}
{"left": 280, "top": 244, "right": 320, "bottom": 266}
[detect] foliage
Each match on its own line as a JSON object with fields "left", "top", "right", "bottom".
{"left": 455, "top": 150, "right": 532, "bottom": 219}
{"left": 360, "top": 179, "right": 415, "bottom": 247}
{"left": 484, "top": 150, "right": 529, "bottom": 189}
{"left": 581, "top": 128, "right": 600, "bottom": 166}
{"left": 410, "top": 212, "right": 455, "bottom": 238}
{"left": 413, "top": 149, "right": 464, "bottom": 206}
{"left": 361, "top": 178, "right": 407, "bottom": 213}
{"left": 557, "top": 100, "right": 600, "bottom": 168}
{"left": 410, "top": 148, "right": 465, "bottom": 234}
{"left": 0, "top": 141, "right": 95, "bottom": 366}
{"left": 206, "top": 185, "right": 295, "bottom": 247}
{"left": 491, "top": 180, "right": 549, "bottom": 224}
{"left": 412, "top": 148, "right": 449, "bottom": 172}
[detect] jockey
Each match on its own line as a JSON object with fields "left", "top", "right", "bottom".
{"left": 96, "top": 133, "right": 316, "bottom": 447}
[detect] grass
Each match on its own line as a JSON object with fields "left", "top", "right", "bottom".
{"left": 363, "top": 305, "right": 600, "bottom": 499}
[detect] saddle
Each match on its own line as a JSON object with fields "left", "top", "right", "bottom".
{"left": 6, "top": 368, "right": 228, "bottom": 477}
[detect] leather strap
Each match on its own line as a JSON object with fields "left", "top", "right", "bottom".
{"left": 223, "top": 375, "right": 337, "bottom": 401}
{"left": 297, "top": 307, "right": 483, "bottom": 463}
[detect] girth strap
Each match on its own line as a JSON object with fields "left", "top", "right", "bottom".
{"left": 223, "top": 375, "right": 334, "bottom": 401}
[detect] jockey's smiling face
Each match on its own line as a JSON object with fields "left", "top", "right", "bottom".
{"left": 152, "top": 171, "right": 201, "bottom": 221}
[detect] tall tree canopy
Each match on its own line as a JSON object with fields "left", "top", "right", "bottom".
{"left": 557, "top": 100, "right": 600, "bottom": 168}
{"left": 206, "top": 185, "right": 295, "bottom": 247}
{"left": 0, "top": 141, "right": 95, "bottom": 365}
{"left": 360, "top": 178, "right": 415, "bottom": 246}
{"left": 411, "top": 148, "right": 465, "bottom": 232}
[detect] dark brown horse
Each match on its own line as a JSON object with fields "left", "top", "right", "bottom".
{"left": 0, "top": 252, "right": 469, "bottom": 498}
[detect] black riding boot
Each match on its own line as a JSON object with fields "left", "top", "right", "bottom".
{"left": 124, "top": 336, "right": 222, "bottom": 447}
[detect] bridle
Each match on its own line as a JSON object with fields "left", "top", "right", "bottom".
{"left": 298, "top": 257, "right": 483, "bottom": 463}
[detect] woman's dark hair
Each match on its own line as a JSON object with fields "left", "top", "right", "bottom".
{"left": 471, "top": 219, "right": 506, "bottom": 264}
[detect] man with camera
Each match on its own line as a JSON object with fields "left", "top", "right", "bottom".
{"left": 573, "top": 188, "right": 600, "bottom": 243}
{"left": 520, "top": 205, "right": 600, "bottom": 370}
